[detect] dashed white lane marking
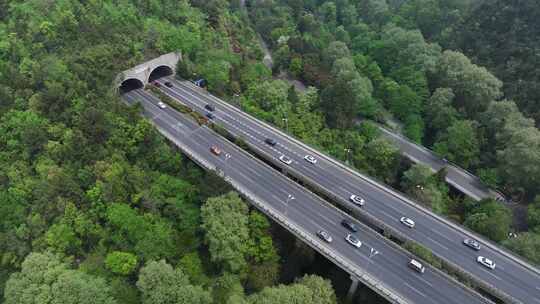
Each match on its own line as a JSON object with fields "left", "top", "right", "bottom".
{"left": 234, "top": 168, "right": 254, "bottom": 184}
{"left": 426, "top": 236, "right": 449, "bottom": 251}
{"left": 159, "top": 85, "right": 467, "bottom": 249}
{"left": 416, "top": 275, "right": 433, "bottom": 287}
{"left": 337, "top": 185, "right": 350, "bottom": 194}
{"left": 482, "top": 269, "right": 502, "bottom": 281}
{"left": 271, "top": 194, "right": 284, "bottom": 205}
{"left": 319, "top": 213, "right": 335, "bottom": 226}
{"left": 377, "top": 208, "right": 396, "bottom": 221}
{"left": 162, "top": 85, "right": 306, "bottom": 165}
{"left": 404, "top": 282, "right": 427, "bottom": 298}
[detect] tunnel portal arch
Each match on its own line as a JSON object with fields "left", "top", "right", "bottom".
{"left": 115, "top": 52, "right": 182, "bottom": 92}
{"left": 148, "top": 65, "right": 174, "bottom": 83}
{"left": 119, "top": 78, "right": 144, "bottom": 93}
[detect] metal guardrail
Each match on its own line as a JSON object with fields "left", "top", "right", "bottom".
{"left": 129, "top": 91, "right": 497, "bottom": 304}
{"left": 179, "top": 82, "right": 540, "bottom": 282}
{"left": 205, "top": 116, "right": 500, "bottom": 304}
{"left": 377, "top": 125, "right": 506, "bottom": 201}
{"left": 152, "top": 125, "right": 409, "bottom": 304}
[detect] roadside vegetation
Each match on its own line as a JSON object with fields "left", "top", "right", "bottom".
{"left": 0, "top": 1, "right": 338, "bottom": 303}
{"left": 2, "top": 0, "right": 540, "bottom": 303}
{"left": 183, "top": 0, "right": 540, "bottom": 266}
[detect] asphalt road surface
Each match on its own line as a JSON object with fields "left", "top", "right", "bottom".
{"left": 122, "top": 89, "right": 491, "bottom": 304}
{"left": 155, "top": 76, "right": 540, "bottom": 304}
{"left": 378, "top": 127, "right": 503, "bottom": 202}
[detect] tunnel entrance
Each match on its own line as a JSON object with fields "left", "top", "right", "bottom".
{"left": 119, "top": 78, "right": 144, "bottom": 93}
{"left": 148, "top": 65, "right": 173, "bottom": 83}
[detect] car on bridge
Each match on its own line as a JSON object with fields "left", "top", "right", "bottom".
{"left": 463, "top": 238, "right": 481, "bottom": 251}
{"left": 304, "top": 155, "right": 317, "bottom": 164}
{"left": 477, "top": 256, "right": 496, "bottom": 270}
{"left": 349, "top": 194, "right": 365, "bottom": 206}
{"left": 194, "top": 78, "right": 207, "bottom": 87}
{"left": 408, "top": 259, "right": 425, "bottom": 273}
{"left": 265, "top": 138, "right": 277, "bottom": 146}
{"left": 279, "top": 155, "right": 293, "bottom": 165}
{"left": 210, "top": 146, "right": 222, "bottom": 156}
{"left": 400, "top": 217, "right": 415, "bottom": 228}
{"left": 345, "top": 234, "right": 362, "bottom": 248}
{"left": 317, "top": 230, "right": 332, "bottom": 243}
{"left": 341, "top": 219, "right": 358, "bottom": 232}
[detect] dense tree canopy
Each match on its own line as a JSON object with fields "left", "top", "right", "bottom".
{"left": 464, "top": 199, "right": 512, "bottom": 242}
{"left": 246, "top": 275, "right": 337, "bottom": 304}
{"left": 136, "top": 260, "right": 211, "bottom": 304}
{"left": 4, "top": 252, "right": 116, "bottom": 304}
{"left": 448, "top": 0, "right": 540, "bottom": 126}
{"left": 3, "top": 0, "right": 540, "bottom": 301}
{"left": 0, "top": 0, "right": 314, "bottom": 301}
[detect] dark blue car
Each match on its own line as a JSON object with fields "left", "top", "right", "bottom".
{"left": 194, "top": 78, "right": 207, "bottom": 87}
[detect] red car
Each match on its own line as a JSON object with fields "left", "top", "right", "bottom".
{"left": 152, "top": 81, "right": 161, "bottom": 87}
{"left": 210, "top": 146, "right": 222, "bottom": 156}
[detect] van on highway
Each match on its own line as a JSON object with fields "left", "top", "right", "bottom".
{"left": 408, "top": 259, "right": 425, "bottom": 273}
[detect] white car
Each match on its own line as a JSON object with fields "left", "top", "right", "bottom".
{"left": 279, "top": 155, "right": 293, "bottom": 165}
{"left": 157, "top": 101, "right": 167, "bottom": 109}
{"left": 345, "top": 234, "right": 362, "bottom": 248}
{"left": 477, "top": 256, "right": 496, "bottom": 270}
{"left": 400, "top": 217, "right": 415, "bottom": 228}
{"left": 304, "top": 155, "right": 317, "bottom": 164}
{"left": 349, "top": 195, "right": 365, "bottom": 206}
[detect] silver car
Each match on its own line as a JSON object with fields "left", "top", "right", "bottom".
{"left": 304, "top": 155, "right": 317, "bottom": 164}
{"left": 345, "top": 234, "right": 362, "bottom": 248}
{"left": 279, "top": 155, "right": 293, "bottom": 165}
{"left": 317, "top": 230, "right": 332, "bottom": 243}
{"left": 400, "top": 217, "right": 415, "bottom": 228}
{"left": 350, "top": 195, "right": 365, "bottom": 206}
{"left": 463, "top": 238, "right": 481, "bottom": 251}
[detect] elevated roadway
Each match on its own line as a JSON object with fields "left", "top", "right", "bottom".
{"left": 155, "top": 76, "right": 540, "bottom": 304}
{"left": 378, "top": 126, "right": 505, "bottom": 202}
{"left": 122, "top": 88, "right": 492, "bottom": 304}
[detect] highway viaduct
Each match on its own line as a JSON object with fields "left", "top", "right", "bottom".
{"left": 116, "top": 55, "right": 500, "bottom": 304}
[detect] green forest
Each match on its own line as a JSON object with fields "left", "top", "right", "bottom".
{"left": 239, "top": 0, "right": 540, "bottom": 265}
{"left": 1, "top": 0, "right": 540, "bottom": 303}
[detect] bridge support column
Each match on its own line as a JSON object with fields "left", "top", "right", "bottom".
{"left": 346, "top": 276, "right": 359, "bottom": 304}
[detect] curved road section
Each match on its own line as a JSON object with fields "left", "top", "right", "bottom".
{"left": 377, "top": 127, "right": 504, "bottom": 202}
{"left": 123, "top": 89, "right": 491, "bottom": 304}
{"left": 156, "top": 77, "right": 540, "bottom": 304}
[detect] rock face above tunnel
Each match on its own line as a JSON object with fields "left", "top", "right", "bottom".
{"left": 116, "top": 52, "right": 182, "bottom": 92}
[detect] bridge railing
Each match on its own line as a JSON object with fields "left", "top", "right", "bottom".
{"left": 185, "top": 81, "right": 539, "bottom": 280}
{"left": 147, "top": 121, "right": 410, "bottom": 304}
{"left": 377, "top": 125, "right": 506, "bottom": 201}
{"left": 150, "top": 116, "right": 499, "bottom": 304}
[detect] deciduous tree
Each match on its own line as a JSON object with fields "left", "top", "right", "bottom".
{"left": 137, "top": 260, "right": 211, "bottom": 304}
{"left": 4, "top": 252, "right": 116, "bottom": 304}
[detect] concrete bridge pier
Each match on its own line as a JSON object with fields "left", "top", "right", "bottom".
{"left": 346, "top": 276, "right": 360, "bottom": 303}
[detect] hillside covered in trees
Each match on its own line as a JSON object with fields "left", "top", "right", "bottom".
{"left": 0, "top": 0, "right": 344, "bottom": 303}
{"left": 2, "top": 0, "right": 540, "bottom": 303}
{"left": 241, "top": 0, "right": 540, "bottom": 264}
